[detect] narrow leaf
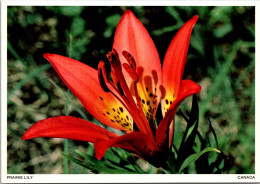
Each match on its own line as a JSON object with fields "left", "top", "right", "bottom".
{"left": 177, "top": 94, "right": 199, "bottom": 167}
{"left": 207, "top": 115, "right": 219, "bottom": 148}
{"left": 62, "top": 153, "right": 136, "bottom": 174}
{"left": 75, "top": 150, "right": 139, "bottom": 173}
{"left": 178, "top": 147, "right": 221, "bottom": 173}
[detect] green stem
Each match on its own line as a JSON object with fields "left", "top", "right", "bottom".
{"left": 63, "top": 140, "right": 69, "bottom": 174}
{"left": 63, "top": 89, "right": 71, "bottom": 174}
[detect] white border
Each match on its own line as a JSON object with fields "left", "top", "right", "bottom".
{"left": 1, "top": 0, "right": 259, "bottom": 183}
{"left": 1, "top": 0, "right": 8, "bottom": 183}
{"left": 1, "top": 0, "right": 259, "bottom": 6}
{"left": 1, "top": 174, "right": 259, "bottom": 183}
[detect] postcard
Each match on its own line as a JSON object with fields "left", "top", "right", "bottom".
{"left": 1, "top": 0, "right": 259, "bottom": 183}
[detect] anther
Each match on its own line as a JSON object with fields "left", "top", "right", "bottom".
{"left": 98, "top": 60, "right": 110, "bottom": 83}
{"left": 122, "top": 63, "right": 139, "bottom": 83}
{"left": 98, "top": 61, "right": 110, "bottom": 92}
{"left": 111, "top": 71, "right": 119, "bottom": 85}
{"left": 107, "top": 49, "right": 121, "bottom": 70}
{"left": 122, "top": 51, "right": 136, "bottom": 70}
{"left": 110, "top": 71, "right": 124, "bottom": 96}
{"left": 112, "top": 49, "right": 120, "bottom": 61}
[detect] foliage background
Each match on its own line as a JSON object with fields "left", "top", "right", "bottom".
{"left": 7, "top": 6, "right": 255, "bottom": 174}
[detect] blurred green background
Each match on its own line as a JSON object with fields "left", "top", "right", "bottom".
{"left": 7, "top": 6, "right": 255, "bottom": 174}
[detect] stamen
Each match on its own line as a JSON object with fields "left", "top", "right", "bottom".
{"left": 133, "top": 83, "right": 148, "bottom": 129}
{"left": 107, "top": 49, "right": 121, "bottom": 70}
{"left": 98, "top": 60, "right": 110, "bottom": 83}
{"left": 116, "top": 82, "right": 125, "bottom": 96}
{"left": 110, "top": 71, "right": 124, "bottom": 96}
{"left": 112, "top": 49, "right": 120, "bottom": 60}
{"left": 122, "top": 51, "right": 136, "bottom": 70}
{"left": 111, "top": 71, "right": 119, "bottom": 85}
{"left": 104, "top": 49, "right": 154, "bottom": 138}
{"left": 98, "top": 61, "right": 110, "bottom": 92}
{"left": 122, "top": 63, "right": 138, "bottom": 83}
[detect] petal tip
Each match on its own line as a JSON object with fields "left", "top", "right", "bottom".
{"left": 124, "top": 9, "right": 133, "bottom": 15}
{"left": 22, "top": 133, "right": 29, "bottom": 140}
{"left": 197, "top": 84, "right": 201, "bottom": 92}
{"left": 191, "top": 15, "right": 199, "bottom": 26}
{"left": 43, "top": 53, "right": 52, "bottom": 60}
{"left": 193, "top": 15, "right": 199, "bottom": 21}
{"left": 94, "top": 141, "right": 108, "bottom": 160}
{"left": 121, "top": 9, "right": 136, "bottom": 20}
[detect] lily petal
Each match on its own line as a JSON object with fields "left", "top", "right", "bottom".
{"left": 113, "top": 10, "right": 162, "bottom": 123}
{"left": 44, "top": 54, "right": 133, "bottom": 131}
{"left": 94, "top": 132, "right": 157, "bottom": 160}
{"left": 161, "top": 15, "right": 198, "bottom": 116}
{"left": 22, "top": 116, "right": 118, "bottom": 141}
{"left": 156, "top": 80, "right": 201, "bottom": 147}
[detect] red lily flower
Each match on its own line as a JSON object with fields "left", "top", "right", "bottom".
{"left": 22, "top": 10, "right": 201, "bottom": 168}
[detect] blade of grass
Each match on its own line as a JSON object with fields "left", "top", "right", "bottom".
{"left": 234, "top": 58, "right": 254, "bottom": 88}
{"left": 48, "top": 79, "right": 88, "bottom": 120}
{"left": 199, "top": 41, "right": 241, "bottom": 119}
{"left": 8, "top": 40, "right": 22, "bottom": 62}
{"left": 8, "top": 64, "right": 51, "bottom": 104}
{"left": 152, "top": 24, "right": 182, "bottom": 36}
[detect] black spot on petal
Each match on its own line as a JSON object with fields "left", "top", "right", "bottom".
{"left": 119, "top": 107, "right": 124, "bottom": 113}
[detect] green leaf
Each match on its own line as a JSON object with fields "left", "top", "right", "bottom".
{"left": 71, "top": 17, "right": 85, "bottom": 36}
{"left": 104, "top": 14, "right": 121, "bottom": 38}
{"left": 62, "top": 153, "right": 137, "bottom": 174}
{"left": 179, "top": 95, "right": 199, "bottom": 150}
{"left": 178, "top": 147, "right": 221, "bottom": 173}
{"left": 104, "top": 148, "right": 121, "bottom": 164}
{"left": 59, "top": 6, "right": 84, "bottom": 17}
{"left": 207, "top": 115, "right": 219, "bottom": 148}
{"left": 75, "top": 149, "right": 140, "bottom": 173}
{"left": 190, "top": 29, "right": 205, "bottom": 56}
{"left": 177, "top": 95, "right": 200, "bottom": 171}
{"left": 213, "top": 23, "right": 233, "bottom": 38}
{"left": 165, "top": 7, "right": 183, "bottom": 22}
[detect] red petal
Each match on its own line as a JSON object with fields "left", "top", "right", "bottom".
{"left": 156, "top": 80, "right": 201, "bottom": 147}
{"left": 94, "top": 132, "right": 156, "bottom": 160}
{"left": 161, "top": 15, "right": 198, "bottom": 116}
{"left": 44, "top": 54, "right": 133, "bottom": 131}
{"left": 113, "top": 10, "right": 162, "bottom": 123}
{"left": 22, "top": 116, "right": 118, "bottom": 141}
